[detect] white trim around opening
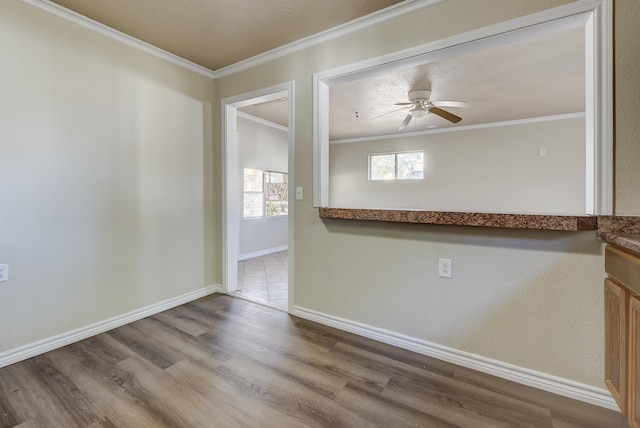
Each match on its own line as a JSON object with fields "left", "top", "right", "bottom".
{"left": 221, "top": 81, "right": 295, "bottom": 312}
{"left": 312, "top": 0, "right": 613, "bottom": 215}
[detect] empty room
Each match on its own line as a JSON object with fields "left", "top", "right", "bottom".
{"left": 1, "top": 0, "right": 640, "bottom": 426}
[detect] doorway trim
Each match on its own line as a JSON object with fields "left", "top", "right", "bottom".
{"left": 221, "top": 81, "right": 295, "bottom": 312}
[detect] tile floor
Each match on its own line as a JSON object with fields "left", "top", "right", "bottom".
{"left": 236, "top": 250, "right": 288, "bottom": 308}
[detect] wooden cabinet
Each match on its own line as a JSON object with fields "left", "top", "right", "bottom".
{"left": 605, "top": 244, "right": 640, "bottom": 427}
{"left": 605, "top": 278, "right": 628, "bottom": 412}
{"left": 629, "top": 295, "right": 640, "bottom": 427}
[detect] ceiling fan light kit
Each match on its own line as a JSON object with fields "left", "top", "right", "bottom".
{"left": 410, "top": 107, "right": 427, "bottom": 118}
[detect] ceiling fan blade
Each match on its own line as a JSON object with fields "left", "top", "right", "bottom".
{"left": 430, "top": 100, "right": 470, "bottom": 109}
{"left": 369, "top": 105, "right": 411, "bottom": 121}
{"left": 430, "top": 107, "right": 462, "bottom": 123}
{"left": 394, "top": 102, "right": 414, "bottom": 106}
{"left": 398, "top": 114, "right": 413, "bottom": 130}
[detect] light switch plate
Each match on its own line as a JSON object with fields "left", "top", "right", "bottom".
{"left": 295, "top": 187, "right": 303, "bottom": 200}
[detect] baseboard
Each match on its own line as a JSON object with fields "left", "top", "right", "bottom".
{"left": 239, "top": 245, "right": 288, "bottom": 261}
{"left": 0, "top": 284, "right": 222, "bottom": 369}
{"left": 291, "top": 305, "right": 619, "bottom": 411}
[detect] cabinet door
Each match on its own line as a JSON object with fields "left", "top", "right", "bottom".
{"left": 605, "top": 278, "right": 628, "bottom": 413}
{"left": 629, "top": 295, "right": 640, "bottom": 427}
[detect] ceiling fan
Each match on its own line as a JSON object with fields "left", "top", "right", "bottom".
{"left": 391, "top": 89, "right": 470, "bottom": 130}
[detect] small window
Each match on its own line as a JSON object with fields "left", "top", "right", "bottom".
{"left": 369, "top": 151, "right": 424, "bottom": 181}
{"left": 265, "top": 171, "right": 288, "bottom": 216}
{"left": 243, "top": 168, "right": 288, "bottom": 218}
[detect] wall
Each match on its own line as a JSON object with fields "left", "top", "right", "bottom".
{"left": 615, "top": 0, "right": 640, "bottom": 215}
{"left": 237, "top": 115, "right": 288, "bottom": 257}
{"left": 330, "top": 117, "right": 585, "bottom": 214}
{"left": 214, "top": 0, "right": 634, "bottom": 394}
{"left": 0, "top": 0, "right": 215, "bottom": 353}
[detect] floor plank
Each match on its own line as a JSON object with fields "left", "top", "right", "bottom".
{"left": 166, "top": 358, "right": 311, "bottom": 428}
{"left": 61, "top": 357, "right": 170, "bottom": 428}
{"left": 0, "top": 294, "right": 629, "bottom": 428}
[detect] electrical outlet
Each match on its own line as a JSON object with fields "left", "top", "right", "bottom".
{"left": 438, "top": 258, "right": 452, "bottom": 279}
{"left": 0, "top": 264, "right": 8, "bottom": 282}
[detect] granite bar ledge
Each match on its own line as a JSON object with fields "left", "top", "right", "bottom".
{"left": 319, "top": 208, "right": 598, "bottom": 231}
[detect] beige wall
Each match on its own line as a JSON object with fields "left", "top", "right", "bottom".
{"left": 330, "top": 117, "right": 585, "bottom": 214}
{"left": 614, "top": 0, "right": 640, "bottom": 215}
{"left": 215, "top": 0, "right": 639, "bottom": 390}
{"left": 0, "top": 0, "right": 215, "bottom": 351}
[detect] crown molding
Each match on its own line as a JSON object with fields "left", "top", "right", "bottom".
{"left": 19, "top": 0, "right": 216, "bottom": 78}
{"left": 330, "top": 112, "right": 586, "bottom": 145}
{"left": 237, "top": 111, "right": 288, "bottom": 133}
{"left": 211, "top": 0, "right": 446, "bottom": 78}
{"left": 21, "top": 0, "right": 446, "bottom": 80}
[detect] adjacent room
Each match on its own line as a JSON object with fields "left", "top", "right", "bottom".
{"left": 236, "top": 104, "right": 290, "bottom": 308}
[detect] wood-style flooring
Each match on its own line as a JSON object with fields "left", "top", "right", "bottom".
{"left": 0, "top": 294, "right": 629, "bottom": 427}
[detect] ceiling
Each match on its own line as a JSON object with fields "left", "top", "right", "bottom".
{"left": 47, "top": 0, "right": 585, "bottom": 140}
{"left": 48, "top": 0, "right": 404, "bottom": 71}
{"left": 328, "top": 25, "right": 585, "bottom": 140}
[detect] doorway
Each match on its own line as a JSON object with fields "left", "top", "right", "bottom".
{"left": 222, "top": 82, "right": 294, "bottom": 312}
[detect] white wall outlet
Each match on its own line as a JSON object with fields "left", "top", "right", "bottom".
{"left": 539, "top": 148, "right": 547, "bottom": 157}
{"left": 0, "top": 264, "right": 8, "bottom": 282}
{"left": 295, "top": 187, "right": 303, "bottom": 200}
{"left": 438, "top": 258, "right": 452, "bottom": 279}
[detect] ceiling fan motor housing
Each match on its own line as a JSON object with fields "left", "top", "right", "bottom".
{"left": 408, "top": 89, "right": 431, "bottom": 102}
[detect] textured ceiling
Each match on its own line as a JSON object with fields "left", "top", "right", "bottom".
{"left": 48, "top": 0, "right": 404, "bottom": 70}
{"left": 328, "top": 26, "right": 585, "bottom": 140}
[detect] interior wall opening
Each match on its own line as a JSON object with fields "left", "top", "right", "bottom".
{"left": 222, "top": 83, "right": 294, "bottom": 312}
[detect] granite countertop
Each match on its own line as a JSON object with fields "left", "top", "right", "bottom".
{"left": 602, "top": 234, "right": 640, "bottom": 255}
{"left": 318, "top": 208, "right": 598, "bottom": 231}
{"left": 598, "top": 216, "right": 640, "bottom": 255}
{"left": 318, "top": 209, "right": 640, "bottom": 253}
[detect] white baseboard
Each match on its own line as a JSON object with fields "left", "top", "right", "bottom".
{"left": 0, "top": 284, "right": 222, "bottom": 369}
{"left": 291, "top": 305, "right": 619, "bottom": 411}
{"left": 239, "top": 245, "right": 288, "bottom": 261}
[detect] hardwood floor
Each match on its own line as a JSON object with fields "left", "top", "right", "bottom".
{"left": 0, "top": 294, "right": 629, "bottom": 427}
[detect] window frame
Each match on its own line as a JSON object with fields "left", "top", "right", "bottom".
{"left": 243, "top": 168, "right": 289, "bottom": 218}
{"left": 368, "top": 150, "right": 424, "bottom": 181}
